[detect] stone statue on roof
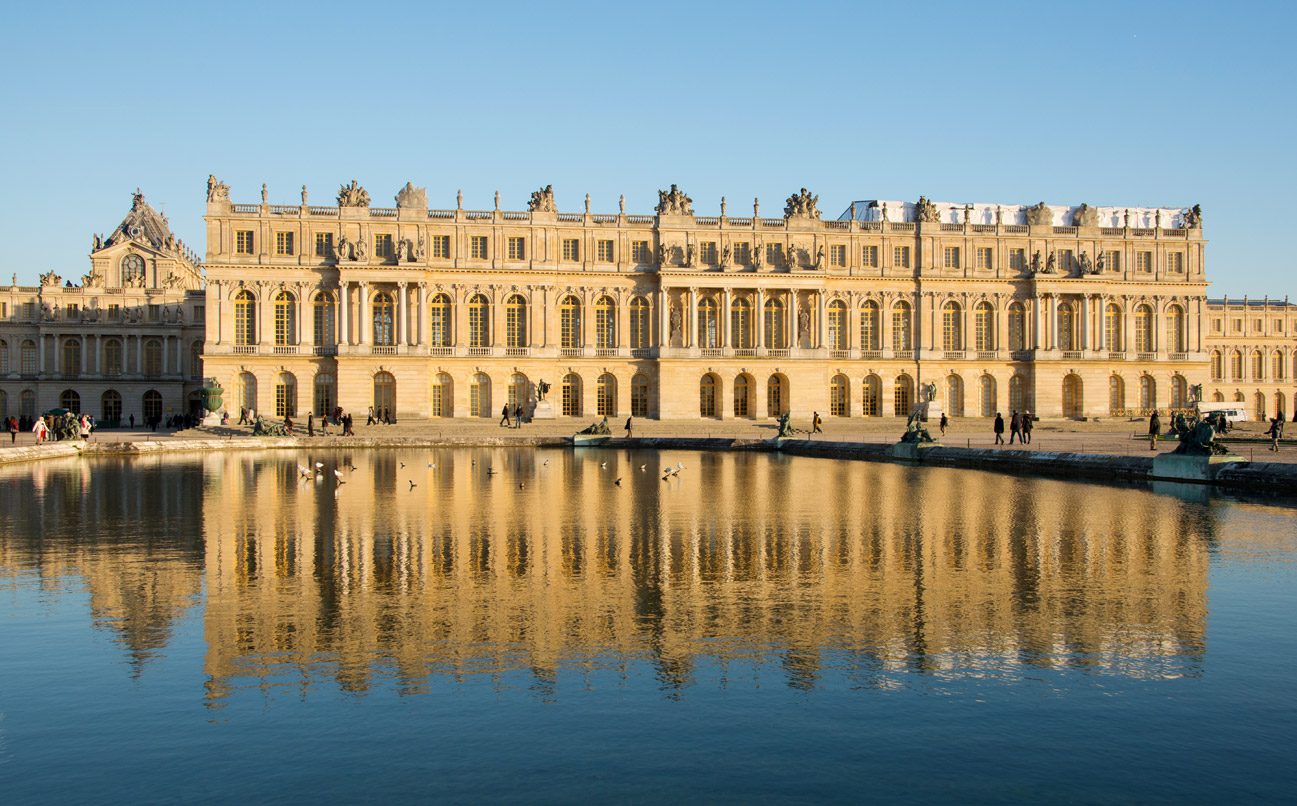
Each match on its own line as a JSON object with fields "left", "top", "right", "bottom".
{"left": 337, "top": 180, "right": 370, "bottom": 208}
{"left": 395, "top": 182, "right": 427, "bottom": 209}
{"left": 914, "top": 196, "right": 940, "bottom": 223}
{"left": 783, "top": 187, "right": 821, "bottom": 220}
{"left": 528, "top": 184, "right": 555, "bottom": 213}
{"left": 655, "top": 184, "right": 693, "bottom": 216}
{"left": 1072, "top": 203, "right": 1099, "bottom": 228}
{"left": 206, "top": 175, "right": 230, "bottom": 203}
{"left": 1183, "top": 204, "right": 1203, "bottom": 229}
{"left": 40, "top": 270, "right": 62, "bottom": 287}
{"left": 1025, "top": 201, "right": 1052, "bottom": 226}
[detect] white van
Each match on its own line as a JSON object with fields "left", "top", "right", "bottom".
{"left": 1194, "top": 401, "right": 1249, "bottom": 423}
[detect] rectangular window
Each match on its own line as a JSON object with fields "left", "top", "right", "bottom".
{"left": 107, "top": 304, "right": 120, "bottom": 321}
{"left": 893, "top": 245, "right": 911, "bottom": 268}
{"left": 314, "top": 232, "right": 333, "bottom": 257}
{"left": 1167, "top": 252, "right": 1184, "bottom": 273}
{"left": 374, "top": 234, "right": 393, "bottom": 258}
{"left": 862, "top": 245, "right": 879, "bottom": 268}
{"left": 148, "top": 304, "right": 160, "bottom": 322}
{"left": 1009, "top": 248, "right": 1026, "bottom": 272}
{"left": 631, "top": 240, "right": 651, "bottom": 263}
{"left": 470, "top": 235, "right": 488, "bottom": 259}
{"left": 1212, "top": 318, "right": 1222, "bottom": 333}
{"left": 1104, "top": 250, "right": 1121, "bottom": 272}
{"left": 1057, "top": 249, "right": 1073, "bottom": 273}
{"left": 976, "top": 246, "right": 993, "bottom": 270}
{"left": 194, "top": 305, "right": 204, "bottom": 322}
{"left": 562, "top": 238, "right": 580, "bottom": 261}
{"left": 829, "top": 244, "right": 846, "bottom": 267}
{"left": 734, "top": 241, "right": 751, "bottom": 265}
{"left": 431, "top": 234, "right": 451, "bottom": 258}
{"left": 275, "top": 232, "right": 294, "bottom": 256}
{"left": 597, "top": 240, "right": 614, "bottom": 262}
{"left": 943, "top": 246, "right": 960, "bottom": 269}
{"left": 1136, "top": 251, "right": 1152, "bottom": 272}
{"left": 1232, "top": 319, "right": 1242, "bottom": 333}
{"left": 66, "top": 304, "right": 79, "bottom": 319}
{"left": 1254, "top": 318, "right": 1263, "bottom": 333}
{"left": 507, "top": 236, "right": 526, "bottom": 260}
{"left": 766, "top": 243, "right": 783, "bottom": 265}
{"left": 700, "top": 241, "right": 717, "bottom": 265}
{"left": 235, "top": 231, "right": 254, "bottom": 255}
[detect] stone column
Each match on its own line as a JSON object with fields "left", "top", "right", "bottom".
{"left": 755, "top": 289, "right": 765, "bottom": 349}
{"left": 39, "top": 335, "right": 46, "bottom": 374}
{"left": 658, "top": 287, "right": 669, "bottom": 349}
{"left": 1079, "top": 294, "right": 1089, "bottom": 351}
{"left": 1030, "top": 296, "right": 1041, "bottom": 350}
{"left": 397, "top": 282, "right": 408, "bottom": 346}
{"left": 817, "top": 292, "right": 827, "bottom": 349}
{"left": 687, "top": 287, "right": 697, "bottom": 348}
{"left": 339, "top": 282, "right": 350, "bottom": 346}
{"left": 1154, "top": 298, "right": 1165, "bottom": 353}
{"left": 721, "top": 288, "right": 731, "bottom": 348}
{"left": 960, "top": 297, "right": 969, "bottom": 351}
{"left": 787, "top": 290, "right": 796, "bottom": 350}
{"left": 1122, "top": 301, "right": 1133, "bottom": 353}
{"left": 162, "top": 336, "right": 169, "bottom": 374}
{"left": 358, "top": 283, "right": 368, "bottom": 346}
{"left": 416, "top": 283, "right": 427, "bottom": 347}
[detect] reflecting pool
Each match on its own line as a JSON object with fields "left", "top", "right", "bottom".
{"left": 1, "top": 449, "right": 1294, "bottom": 802}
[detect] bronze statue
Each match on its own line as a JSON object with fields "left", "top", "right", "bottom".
{"left": 776, "top": 412, "right": 794, "bottom": 438}
{"left": 900, "top": 410, "right": 935, "bottom": 444}
{"left": 537, "top": 379, "right": 550, "bottom": 401}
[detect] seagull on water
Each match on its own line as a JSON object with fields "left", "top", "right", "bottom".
{"left": 639, "top": 464, "right": 646, "bottom": 472}
{"left": 333, "top": 469, "right": 346, "bottom": 485}
{"left": 400, "top": 462, "right": 406, "bottom": 469}
{"left": 600, "top": 461, "right": 608, "bottom": 469}
{"left": 409, "top": 480, "right": 417, "bottom": 490}
{"left": 298, "top": 464, "right": 312, "bottom": 478}
{"left": 615, "top": 477, "right": 622, "bottom": 487}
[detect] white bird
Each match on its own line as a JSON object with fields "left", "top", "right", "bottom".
{"left": 315, "top": 473, "right": 323, "bottom": 482}
{"left": 333, "top": 469, "right": 346, "bottom": 484}
{"left": 601, "top": 461, "right": 608, "bottom": 469}
{"left": 640, "top": 464, "right": 646, "bottom": 472}
{"left": 315, "top": 462, "right": 324, "bottom": 469}
{"left": 298, "top": 464, "right": 312, "bottom": 478}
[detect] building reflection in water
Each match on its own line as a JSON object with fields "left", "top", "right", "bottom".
{"left": 0, "top": 449, "right": 1214, "bottom": 702}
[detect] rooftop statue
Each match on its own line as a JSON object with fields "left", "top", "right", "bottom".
{"left": 528, "top": 184, "right": 556, "bottom": 213}
{"left": 1072, "top": 203, "right": 1099, "bottom": 228}
{"left": 914, "top": 196, "right": 940, "bottom": 223}
{"left": 337, "top": 179, "right": 371, "bottom": 208}
{"left": 395, "top": 182, "right": 428, "bottom": 209}
{"left": 783, "top": 187, "right": 821, "bottom": 220}
{"left": 655, "top": 184, "right": 693, "bottom": 216}
{"left": 40, "top": 270, "right": 62, "bottom": 287}
{"left": 206, "top": 175, "right": 230, "bottom": 203}
{"left": 1025, "top": 201, "right": 1052, "bottom": 226}
{"left": 1183, "top": 204, "right": 1203, "bottom": 229}
{"left": 82, "top": 268, "right": 103, "bottom": 288}
{"left": 900, "top": 410, "right": 935, "bottom": 444}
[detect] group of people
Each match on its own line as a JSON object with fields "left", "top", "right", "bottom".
{"left": 15, "top": 412, "right": 95, "bottom": 443}
{"left": 499, "top": 404, "right": 528, "bottom": 428}
{"left": 991, "top": 411, "right": 1035, "bottom": 445}
{"left": 366, "top": 407, "right": 394, "bottom": 426}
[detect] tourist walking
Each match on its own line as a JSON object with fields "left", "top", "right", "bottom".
{"left": 1008, "top": 410, "right": 1021, "bottom": 444}
{"left": 79, "top": 414, "right": 92, "bottom": 440}
{"left": 284, "top": 415, "right": 294, "bottom": 435}
{"left": 993, "top": 412, "right": 1005, "bottom": 445}
{"left": 32, "top": 417, "right": 48, "bottom": 443}
{"left": 500, "top": 404, "right": 511, "bottom": 427}
{"left": 343, "top": 413, "right": 354, "bottom": 436}
{"left": 812, "top": 411, "right": 823, "bottom": 434}
{"left": 513, "top": 404, "right": 523, "bottom": 428}
{"left": 9, "top": 415, "right": 18, "bottom": 444}
{"left": 1267, "top": 417, "right": 1284, "bottom": 451}
{"left": 238, "top": 407, "right": 247, "bottom": 425}
{"left": 307, "top": 413, "right": 314, "bottom": 437}
{"left": 129, "top": 413, "right": 135, "bottom": 429}
{"left": 1022, "top": 412, "right": 1033, "bottom": 444}
{"left": 939, "top": 413, "right": 948, "bottom": 436}
{"left": 624, "top": 416, "right": 633, "bottom": 438}
{"left": 366, "top": 407, "right": 375, "bottom": 427}
{"left": 1148, "top": 410, "right": 1162, "bottom": 451}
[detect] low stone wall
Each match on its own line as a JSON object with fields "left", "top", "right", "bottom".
{"left": 0, "top": 442, "right": 83, "bottom": 466}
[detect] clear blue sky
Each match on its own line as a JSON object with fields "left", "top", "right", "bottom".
{"left": 2, "top": 0, "right": 1293, "bottom": 297}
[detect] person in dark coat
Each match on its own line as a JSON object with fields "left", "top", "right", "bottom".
{"left": 307, "top": 413, "right": 314, "bottom": 437}
{"left": 624, "top": 416, "right": 633, "bottom": 438}
{"left": 1008, "top": 410, "right": 1022, "bottom": 444}
{"left": 939, "top": 412, "right": 948, "bottom": 436}
{"left": 1148, "top": 410, "right": 1162, "bottom": 451}
{"left": 500, "top": 404, "right": 511, "bottom": 427}
{"left": 993, "top": 412, "right": 1005, "bottom": 445}
{"left": 1022, "top": 411, "right": 1033, "bottom": 444}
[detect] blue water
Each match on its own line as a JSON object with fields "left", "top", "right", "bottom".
{"left": 0, "top": 449, "right": 1294, "bottom": 803}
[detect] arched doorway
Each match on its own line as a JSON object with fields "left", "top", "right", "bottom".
{"left": 766, "top": 373, "right": 789, "bottom": 417}
{"left": 829, "top": 374, "right": 849, "bottom": 416}
{"left": 979, "top": 375, "right": 996, "bottom": 418}
{"left": 733, "top": 373, "right": 753, "bottom": 418}
{"left": 239, "top": 371, "right": 257, "bottom": 413}
{"left": 469, "top": 372, "right": 489, "bottom": 417}
{"left": 1255, "top": 391, "right": 1266, "bottom": 421}
{"left": 862, "top": 375, "right": 882, "bottom": 416}
{"left": 275, "top": 372, "right": 296, "bottom": 417}
{"left": 60, "top": 389, "right": 81, "bottom": 413}
{"left": 561, "top": 373, "right": 582, "bottom": 417}
{"left": 432, "top": 372, "right": 454, "bottom": 417}
{"left": 508, "top": 373, "right": 531, "bottom": 417}
{"left": 894, "top": 374, "right": 913, "bottom": 416}
{"left": 142, "top": 390, "right": 163, "bottom": 424}
{"left": 946, "top": 374, "right": 964, "bottom": 417}
{"left": 700, "top": 373, "right": 719, "bottom": 418}
{"left": 630, "top": 374, "right": 649, "bottom": 417}
{"left": 1062, "top": 374, "right": 1083, "bottom": 418}
{"left": 101, "top": 390, "right": 122, "bottom": 422}
{"left": 1109, "top": 375, "right": 1125, "bottom": 415}
{"left": 373, "top": 371, "right": 396, "bottom": 417}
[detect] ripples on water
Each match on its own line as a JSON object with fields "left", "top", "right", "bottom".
{"left": 0, "top": 449, "right": 1294, "bottom": 802}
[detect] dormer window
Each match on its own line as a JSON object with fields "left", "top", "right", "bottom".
{"left": 121, "top": 254, "right": 145, "bottom": 284}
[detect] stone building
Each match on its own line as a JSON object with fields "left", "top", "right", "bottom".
{"left": 0, "top": 191, "right": 205, "bottom": 424}
{"left": 201, "top": 178, "right": 1234, "bottom": 421}
{"left": 1205, "top": 297, "right": 1296, "bottom": 420}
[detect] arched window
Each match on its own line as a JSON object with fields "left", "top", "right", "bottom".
{"left": 862, "top": 375, "right": 882, "bottom": 417}
{"left": 61, "top": 338, "right": 81, "bottom": 377}
{"left": 429, "top": 293, "right": 453, "bottom": 347}
{"left": 700, "top": 373, "right": 718, "bottom": 418}
{"left": 631, "top": 374, "right": 649, "bottom": 417}
{"left": 234, "top": 290, "right": 256, "bottom": 346}
{"left": 1274, "top": 351, "right": 1286, "bottom": 381}
{"left": 767, "top": 374, "right": 789, "bottom": 417}
{"left": 60, "top": 389, "right": 81, "bottom": 413}
{"left": 892, "top": 301, "right": 913, "bottom": 351}
{"left": 508, "top": 373, "right": 530, "bottom": 414}
{"left": 1134, "top": 304, "right": 1154, "bottom": 352}
{"left": 733, "top": 373, "right": 752, "bottom": 417}
{"left": 979, "top": 374, "right": 996, "bottom": 418}
{"left": 275, "top": 372, "right": 296, "bottom": 417}
{"left": 829, "top": 374, "right": 849, "bottom": 416}
{"left": 1171, "top": 375, "right": 1188, "bottom": 410}
{"left": 467, "top": 294, "right": 489, "bottom": 348}
{"left": 1063, "top": 374, "right": 1083, "bottom": 418}
{"left": 560, "top": 295, "right": 582, "bottom": 349}
{"left": 189, "top": 340, "right": 203, "bottom": 378}
{"left": 373, "top": 371, "right": 396, "bottom": 415}
{"left": 1105, "top": 303, "right": 1122, "bottom": 351}
{"left": 1230, "top": 350, "right": 1243, "bottom": 380}
{"left": 764, "top": 297, "right": 786, "bottom": 349}
{"left": 0, "top": 389, "right": 6, "bottom": 419}
{"left": 20, "top": 389, "right": 36, "bottom": 418}
{"left": 1252, "top": 350, "right": 1265, "bottom": 380}
{"left": 313, "top": 292, "right": 336, "bottom": 348}
{"left": 104, "top": 339, "right": 123, "bottom": 376}
{"left": 1007, "top": 302, "right": 1026, "bottom": 351}
{"left": 274, "top": 291, "right": 296, "bottom": 346}
{"left": 941, "top": 301, "right": 962, "bottom": 351}
{"left": 597, "top": 373, "right": 617, "bottom": 416}
{"left": 313, "top": 373, "right": 336, "bottom": 416}
{"left": 697, "top": 297, "right": 718, "bottom": 349}
{"left": 860, "top": 300, "right": 880, "bottom": 350}
{"left": 1140, "top": 375, "right": 1156, "bottom": 411}
{"left": 629, "top": 296, "right": 650, "bottom": 350}
{"left": 1009, "top": 374, "right": 1026, "bottom": 413}
{"left": 1255, "top": 391, "right": 1267, "bottom": 421}
{"left": 946, "top": 374, "right": 964, "bottom": 417}
{"left": 1212, "top": 391, "right": 1224, "bottom": 403}
{"left": 595, "top": 296, "right": 616, "bottom": 350}
{"left": 561, "top": 373, "right": 582, "bottom": 417}
{"left": 101, "top": 390, "right": 122, "bottom": 422}
{"left": 372, "top": 292, "right": 394, "bottom": 346}
{"left": 20, "top": 340, "right": 36, "bottom": 375}
{"left": 1234, "top": 391, "right": 1245, "bottom": 403}
{"left": 1210, "top": 350, "right": 1223, "bottom": 380}
{"left": 470, "top": 372, "right": 489, "bottom": 417}
{"left": 827, "top": 300, "right": 847, "bottom": 351}
{"left": 0, "top": 339, "right": 7, "bottom": 375}
{"left": 120, "top": 254, "right": 145, "bottom": 286}
{"left": 974, "top": 302, "right": 994, "bottom": 351}
{"left": 431, "top": 372, "right": 453, "bottom": 417}
{"left": 142, "top": 390, "right": 163, "bottom": 423}
{"left": 1277, "top": 392, "right": 1288, "bottom": 421}
{"left": 1057, "top": 302, "right": 1075, "bottom": 351}
{"left": 142, "top": 339, "right": 162, "bottom": 377}
{"left": 894, "top": 374, "right": 913, "bottom": 416}
{"left": 1109, "top": 376, "right": 1125, "bottom": 415}
{"left": 506, "top": 294, "right": 529, "bottom": 349}
{"left": 1166, "top": 305, "right": 1186, "bottom": 353}
{"left": 239, "top": 372, "right": 257, "bottom": 413}
{"left": 731, "top": 298, "right": 753, "bottom": 350}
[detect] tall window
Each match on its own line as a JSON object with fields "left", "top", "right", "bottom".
{"left": 700, "top": 374, "right": 718, "bottom": 418}
{"left": 313, "top": 293, "right": 336, "bottom": 347}
{"left": 941, "top": 301, "right": 962, "bottom": 351}
{"left": 142, "top": 390, "right": 163, "bottom": 423}
{"left": 829, "top": 375, "right": 848, "bottom": 416}
{"left": 862, "top": 245, "right": 879, "bottom": 268}
{"left": 1230, "top": 350, "right": 1243, "bottom": 380}
{"left": 104, "top": 339, "right": 122, "bottom": 376}
{"left": 1140, "top": 376, "right": 1156, "bottom": 411}
{"left": 723, "top": 298, "right": 749, "bottom": 350}
{"left": 1274, "top": 351, "right": 1286, "bottom": 381}
{"left": 1136, "top": 251, "right": 1152, "bottom": 272}
{"left": 101, "top": 390, "right": 122, "bottom": 421}
{"left": 630, "top": 296, "right": 650, "bottom": 349}
{"left": 893, "top": 246, "right": 911, "bottom": 268}
{"left": 595, "top": 296, "right": 616, "bottom": 349}
{"left": 1063, "top": 375, "right": 1084, "bottom": 418}
{"left": 560, "top": 295, "right": 581, "bottom": 349}
{"left": 507, "top": 374, "right": 529, "bottom": 413}
{"left": 943, "top": 246, "right": 960, "bottom": 269}
{"left": 0, "top": 340, "right": 7, "bottom": 375}
{"left": 470, "top": 235, "right": 488, "bottom": 259}
{"left": 894, "top": 375, "right": 913, "bottom": 416}
{"left": 1134, "top": 305, "right": 1154, "bottom": 352}
{"left": 470, "top": 373, "right": 490, "bottom": 417}
{"left": 1104, "top": 250, "right": 1120, "bottom": 272}
{"left": 1210, "top": 351, "right": 1223, "bottom": 380}
{"left": 631, "top": 241, "right": 651, "bottom": 263}
{"left": 1252, "top": 350, "right": 1265, "bottom": 379}
{"left": 275, "top": 232, "right": 294, "bottom": 256}
{"left": 506, "top": 295, "right": 528, "bottom": 348}
{"left": 507, "top": 237, "right": 526, "bottom": 260}
{"left": 733, "top": 374, "right": 751, "bottom": 417}
{"left": 1105, "top": 303, "right": 1122, "bottom": 351}
{"left": 274, "top": 291, "right": 296, "bottom": 346}
{"left": 764, "top": 298, "right": 786, "bottom": 349}
{"left": 862, "top": 375, "right": 881, "bottom": 416}
{"left": 765, "top": 243, "right": 783, "bottom": 266}
{"left": 734, "top": 242, "right": 751, "bottom": 265}
{"left": 313, "top": 374, "right": 336, "bottom": 416}
{"left": 597, "top": 240, "right": 615, "bottom": 263}
{"left": 429, "top": 293, "right": 452, "bottom": 347}
{"left": 234, "top": 290, "right": 256, "bottom": 345}
{"left": 468, "top": 294, "right": 489, "bottom": 348}
{"left": 275, "top": 373, "right": 297, "bottom": 417}
{"left": 20, "top": 340, "right": 37, "bottom": 375}
{"left": 979, "top": 375, "right": 996, "bottom": 418}
{"left": 1057, "top": 303, "right": 1075, "bottom": 351}
{"left": 61, "top": 338, "right": 81, "bottom": 377}
{"left": 693, "top": 297, "right": 721, "bottom": 348}
{"left": 1008, "top": 302, "right": 1025, "bottom": 351}
{"left": 827, "top": 300, "right": 847, "bottom": 350}
{"left": 1056, "top": 249, "right": 1073, "bottom": 274}
{"left": 1167, "top": 252, "right": 1184, "bottom": 273}
{"left": 1166, "top": 305, "right": 1185, "bottom": 353}
{"left": 596, "top": 374, "right": 616, "bottom": 416}
{"left": 1009, "top": 248, "right": 1026, "bottom": 273}
{"left": 860, "top": 301, "right": 880, "bottom": 350}
{"left": 1109, "top": 375, "right": 1125, "bottom": 416}
{"left": 143, "top": 339, "right": 162, "bottom": 377}
{"left": 374, "top": 234, "right": 394, "bottom": 258}
{"left": 976, "top": 247, "right": 993, "bottom": 270}
{"left": 562, "top": 239, "right": 580, "bottom": 261}
{"left": 235, "top": 231, "right": 254, "bottom": 254}
{"left": 829, "top": 245, "right": 846, "bottom": 267}
{"left": 1171, "top": 376, "right": 1188, "bottom": 409}
{"left": 631, "top": 374, "right": 649, "bottom": 417}
{"left": 431, "top": 235, "right": 451, "bottom": 258}
{"left": 561, "top": 373, "right": 582, "bottom": 417}
{"left": 767, "top": 375, "right": 788, "bottom": 416}
{"left": 892, "top": 301, "right": 912, "bottom": 350}
{"left": 974, "top": 302, "right": 994, "bottom": 351}
{"left": 1009, "top": 374, "right": 1026, "bottom": 413}
{"left": 315, "top": 232, "right": 333, "bottom": 257}
{"left": 431, "top": 373, "right": 453, "bottom": 417}
{"left": 372, "top": 292, "right": 394, "bottom": 346}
